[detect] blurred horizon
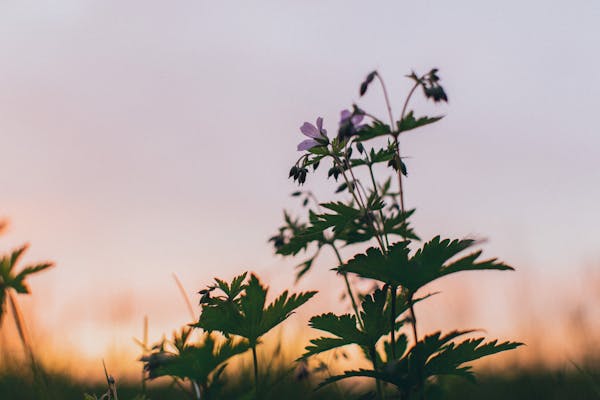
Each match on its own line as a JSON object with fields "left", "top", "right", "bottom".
{"left": 1, "top": 0, "right": 599, "bottom": 380}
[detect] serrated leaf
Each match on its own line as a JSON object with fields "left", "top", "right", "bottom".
{"left": 194, "top": 274, "right": 316, "bottom": 346}
{"left": 397, "top": 111, "right": 444, "bottom": 134}
{"left": 357, "top": 121, "right": 392, "bottom": 141}
{"left": 424, "top": 337, "right": 523, "bottom": 380}
{"left": 0, "top": 244, "right": 54, "bottom": 321}
{"left": 339, "top": 237, "right": 513, "bottom": 293}
{"left": 142, "top": 333, "right": 249, "bottom": 385}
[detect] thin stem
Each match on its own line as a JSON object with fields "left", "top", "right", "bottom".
{"left": 370, "top": 346, "right": 384, "bottom": 400}
{"left": 8, "top": 290, "right": 49, "bottom": 400}
{"left": 367, "top": 162, "right": 390, "bottom": 249}
{"left": 390, "top": 286, "right": 397, "bottom": 359}
{"left": 173, "top": 273, "right": 196, "bottom": 321}
{"left": 408, "top": 296, "right": 418, "bottom": 345}
{"left": 333, "top": 155, "right": 386, "bottom": 252}
{"left": 330, "top": 243, "right": 364, "bottom": 330}
{"left": 172, "top": 378, "right": 196, "bottom": 400}
{"left": 7, "top": 291, "right": 33, "bottom": 362}
{"left": 192, "top": 381, "right": 201, "bottom": 400}
{"left": 393, "top": 136, "right": 406, "bottom": 213}
{"left": 376, "top": 73, "right": 395, "bottom": 128}
{"left": 407, "top": 292, "right": 422, "bottom": 399}
{"left": 252, "top": 345, "right": 259, "bottom": 398}
{"left": 400, "top": 81, "right": 421, "bottom": 124}
{"left": 394, "top": 79, "right": 422, "bottom": 213}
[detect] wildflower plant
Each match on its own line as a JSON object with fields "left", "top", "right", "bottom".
{"left": 192, "top": 272, "right": 316, "bottom": 395}
{"left": 271, "top": 69, "right": 522, "bottom": 398}
{"left": 130, "top": 67, "right": 521, "bottom": 400}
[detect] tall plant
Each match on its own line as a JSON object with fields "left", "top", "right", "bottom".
{"left": 0, "top": 243, "right": 53, "bottom": 361}
{"left": 271, "top": 69, "right": 522, "bottom": 398}
{"left": 192, "top": 272, "right": 316, "bottom": 397}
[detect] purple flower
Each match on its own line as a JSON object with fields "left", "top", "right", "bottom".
{"left": 297, "top": 117, "right": 328, "bottom": 151}
{"left": 339, "top": 109, "right": 365, "bottom": 128}
{"left": 338, "top": 109, "right": 366, "bottom": 139}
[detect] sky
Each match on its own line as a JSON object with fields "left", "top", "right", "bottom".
{"left": 0, "top": 0, "right": 599, "bottom": 377}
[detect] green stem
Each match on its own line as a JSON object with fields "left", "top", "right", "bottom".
{"left": 333, "top": 155, "right": 386, "bottom": 252}
{"left": 376, "top": 72, "right": 395, "bottom": 128}
{"left": 390, "top": 285, "right": 397, "bottom": 359}
{"left": 331, "top": 243, "right": 364, "bottom": 330}
{"left": 370, "top": 346, "right": 384, "bottom": 400}
{"left": 192, "top": 381, "right": 201, "bottom": 400}
{"left": 393, "top": 79, "right": 422, "bottom": 212}
{"left": 367, "top": 162, "right": 390, "bottom": 249}
{"left": 408, "top": 295, "right": 418, "bottom": 345}
{"left": 8, "top": 291, "right": 49, "bottom": 400}
{"left": 252, "top": 345, "right": 259, "bottom": 398}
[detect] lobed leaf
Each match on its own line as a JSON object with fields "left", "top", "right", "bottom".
{"left": 397, "top": 111, "right": 444, "bottom": 134}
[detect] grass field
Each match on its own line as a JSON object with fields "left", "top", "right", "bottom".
{"left": 1, "top": 363, "right": 598, "bottom": 399}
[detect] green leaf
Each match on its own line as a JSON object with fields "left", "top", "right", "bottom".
{"left": 303, "top": 289, "right": 418, "bottom": 360}
{"left": 424, "top": 337, "right": 523, "bottom": 381}
{"left": 260, "top": 286, "right": 317, "bottom": 337}
{"left": 142, "top": 333, "right": 249, "bottom": 385}
{"left": 302, "top": 337, "right": 355, "bottom": 359}
{"left": 397, "top": 111, "right": 444, "bottom": 134}
{"left": 194, "top": 274, "right": 316, "bottom": 346}
{"left": 316, "top": 330, "right": 521, "bottom": 394}
{"left": 214, "top": 272, "right": 248, "bottom": 301}
{"left": 0, "top": 244, "right": 54, "bottom": 322}
{"left": 339, "top": 237, "right": 513, "bottom": 293}
{"left": 350, "top": 147, "right": 396, "bottom": 168}
{"left": 382, "top": 334, "right": 408, "bottom": 363}
{"left": 357, "top": 121, "right": 392, "bottom": 141}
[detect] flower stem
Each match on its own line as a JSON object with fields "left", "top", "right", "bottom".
{"left": 394, "top": 78, "right": 422, "bottom": 212}
{"left": 252, "top": 345, "right": 259, "bottom": 398}
{"left": 333, "top": 155, "right": 387, "bottom": 252}
{"left": 376, "top": 72, "right": 395, "bottom": 128}
{"left": 408, "top": 295, "right": 418, "bottom": 344}
{"left": 331, "top": 243, "right": 364, "bottom": 330}
{"left": 370, "top": 346, "right": 384, "bottom": 400}
{"left": 390, "top": 285, "right": 397, "bottom": 359}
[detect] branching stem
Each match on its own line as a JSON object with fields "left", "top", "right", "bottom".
{"left": 331, "top": 244, "right": 364, "bottom": 330}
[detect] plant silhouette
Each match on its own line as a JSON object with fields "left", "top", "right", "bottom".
{"left": 193, "top": 272, "right": 316, "bottom": 396}
{"left": 0, "top": 244, "right": 53, "bottom": 357}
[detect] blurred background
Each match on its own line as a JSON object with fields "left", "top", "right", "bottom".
{"left": 0, "top": 0, "right": 599, "bottom": 390}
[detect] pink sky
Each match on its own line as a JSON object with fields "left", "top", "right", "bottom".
{"left": 1, "top": 1, "right": 599, "bottom": 376}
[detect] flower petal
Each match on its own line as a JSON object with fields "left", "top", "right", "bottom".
{"left": 340, "top": 109, "right": 351, "bottom": 123}
{"left": 351, "top": 114, "right": 364, "bottom": 125}
{"left": 316, "top": 117, "right": 324, "bottom": 132}
{"left": 300, "top": 122, "right": 319, "bottom": 138}
{"left": 297, "top": 139, "right": 318, "bottom": 151}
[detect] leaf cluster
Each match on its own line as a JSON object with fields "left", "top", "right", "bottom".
{"left": 141, "top": 329, "right": 249, "bottom": 389}
{"left": 193, "top": 273, "right": 317, "bottom": 347}
{"left": 302, "top": 289, "right": 421, "bottom": 360}
{"left": 338, "top": 236, "right": 513, "bottom": 294}
{"left": 319, "top": 331, "right": 521, "bottom": 397}
{"left": 0, "top": 244, "right": 53, "bottom": 323}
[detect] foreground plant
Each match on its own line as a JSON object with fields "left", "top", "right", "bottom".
{"left": 123, "top": 65, "right": 520, "bottom": 400}
{"left": 273, "top": 69, "right": 522, "bottom": 398}
{"left": 140, "top": 327, "right": 249, "bottom": 399}
{"left": 0, "top": 234, "right": 53, "bottom": 398}
{"left": 192, "top": 272, "right": 316, "bottom": 396}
